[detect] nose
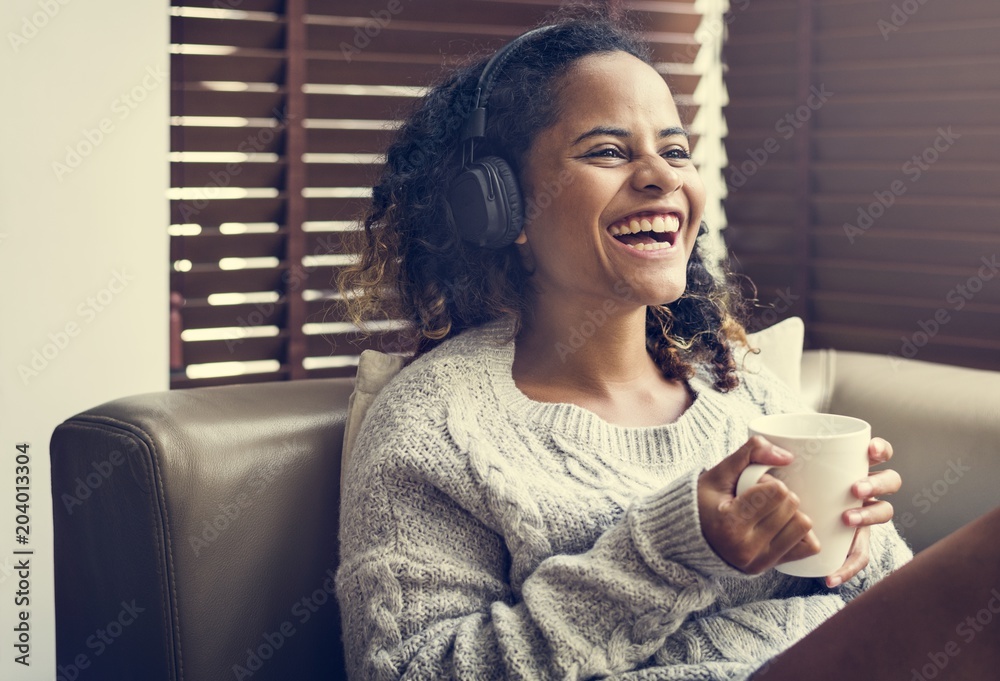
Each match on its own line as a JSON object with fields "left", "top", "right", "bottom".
{"left": 630, "top": 153, "right": 683, "bottom": 194}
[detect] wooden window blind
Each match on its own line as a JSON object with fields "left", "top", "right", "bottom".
{"left": 723, "top": 0, "right": 1000, "bottom": 370}
{"left": 170, "top": 0, "right": 714, "bottom": 388}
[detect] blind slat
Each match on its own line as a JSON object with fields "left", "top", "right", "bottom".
{"left": 172, "top": 125, "right": 286, "bottom": 154}
{"left": 183, "top": 334, "right": 287, "bottom": 364}
{"left": 172, "top": 264, "right": 287, "bottom": 298}
{"left": 181, "top": 299, "right": 287, "bottom": 329}
{"left": 171, "top": 88, "right": 287, "bottom": 117}
{"left": 171, "top": 53, "right": 285, "bottom": 84}
{"left": 171, "top": 231, "right": 286, "bottom": 263}
{"left": 174, "top": 162, "right": 287, "bottom": 189}
{"left": 171, "top": 197, "right": 286, "bottom": 225}
{"left": 172, "top": 15, "right": 286, "bottom": 49}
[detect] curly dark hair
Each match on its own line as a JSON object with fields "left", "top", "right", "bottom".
{"left": 336, "top": 8, "right": 752, "bottom": 391}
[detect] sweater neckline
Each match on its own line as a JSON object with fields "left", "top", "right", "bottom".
{"left": 471, "top": 316, "right": 730, "bottom": 445}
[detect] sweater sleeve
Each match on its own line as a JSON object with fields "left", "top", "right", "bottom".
{"left": 336, "top": 414, "right": 756, "bottom": 680}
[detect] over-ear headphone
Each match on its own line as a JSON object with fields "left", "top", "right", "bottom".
{"left": 447, "top": 25, "right": 558, "bottom": 248}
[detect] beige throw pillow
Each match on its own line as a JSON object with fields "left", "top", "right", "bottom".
{"left": 339, "top": 349, "right": 406, "bottom": 492}
{"left": 740, "top": 316, "right": 805, "bottom": 396}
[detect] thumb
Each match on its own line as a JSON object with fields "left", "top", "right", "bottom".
{"left": 705, "top": 436, "right": 794, "bottom": 492}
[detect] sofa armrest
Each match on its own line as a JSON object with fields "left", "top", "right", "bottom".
{"left": 49, "top": 378, "right": 354, "bottom": 681}
{"left": 801, "top": 349, "right": 1000, "bottom": 552}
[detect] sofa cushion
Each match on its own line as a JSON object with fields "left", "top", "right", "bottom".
{"left": 340, "top": 349, "right": 406, "bottom": 491}
{"left": 739, "top": 316, "right": 805, "bottom": 395}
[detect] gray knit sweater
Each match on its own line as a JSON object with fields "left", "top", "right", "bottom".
{"left": 336, "top": 316, "right": 913, "bottom": 680}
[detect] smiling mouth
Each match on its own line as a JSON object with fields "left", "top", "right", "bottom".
{"left": 607, "top": 213, "right": 680, "bottom": 251}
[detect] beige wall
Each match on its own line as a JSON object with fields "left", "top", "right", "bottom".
{"left": 0, "top": 2, "right": 168, "bottom": 678}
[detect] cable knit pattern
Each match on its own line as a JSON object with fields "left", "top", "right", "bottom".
{"left": 336, "top": 316, "right": 913, "bottom": 680}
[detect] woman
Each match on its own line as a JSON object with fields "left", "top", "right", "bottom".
{"left": 335, "top": 13, "right": 1000, "bottom": 680}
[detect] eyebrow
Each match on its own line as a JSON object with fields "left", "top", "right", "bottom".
{"left": 570, "top": 125, "right": 690, "bottom": 146}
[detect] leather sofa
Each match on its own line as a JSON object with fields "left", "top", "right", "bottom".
{"left": 50, "top": 349, "right": 1000, "bottom": 680}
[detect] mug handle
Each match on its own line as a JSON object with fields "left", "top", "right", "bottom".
{"left": 736, "top": 464, "right": 777, "bottom": 497}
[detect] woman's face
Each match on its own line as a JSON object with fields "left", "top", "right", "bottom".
{"left": 515, "top": 50, "right": 706, "bottom": 310}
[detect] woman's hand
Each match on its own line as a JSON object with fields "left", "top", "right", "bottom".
{"left": 824, "top": 437, "right": 902, "bottom": 588}
{"left": 698, "top": 437, "right": 821, "bottom": 575}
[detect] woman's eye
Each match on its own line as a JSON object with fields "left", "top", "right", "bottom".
{"left": 663, "top": 147, "right": 691, "bottom": 160}
{"left": 587, "top": 147, "right": 625, "bottom": 159}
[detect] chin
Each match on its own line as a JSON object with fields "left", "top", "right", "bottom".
{"left": 648, "top": 280, "right": 688, "bottom": 307}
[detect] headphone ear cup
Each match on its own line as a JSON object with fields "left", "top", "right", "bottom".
{"left": 447, "top": 155, "right": 524, "bottom": 248}
{"left": 482, "top": 155, "right": 523, "bottom": 245}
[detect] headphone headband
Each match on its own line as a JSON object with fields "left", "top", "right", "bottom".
{"left": 459, "top": 25, "right": 559, "bottom": 144}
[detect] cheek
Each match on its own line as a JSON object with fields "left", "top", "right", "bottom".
{"left": 524, "top": 186, "right": 587, "bottom": 239}
{"left": 684, "top": 172, "right": 707, "bottom": 210}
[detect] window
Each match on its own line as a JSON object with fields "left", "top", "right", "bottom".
{"left": 724, "top": 0, "right": 1000, "bottom": 370}
{"left": 170, "top": 0, "right": 726, "bottom": 386}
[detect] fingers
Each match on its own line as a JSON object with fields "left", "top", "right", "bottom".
{"left": 868, "top": 437, "right": 893, "bottom": 465}
{"left": 711, "top": 436, "right": 792, "bottom": 484}
{"left": 747, "top": 436, "right": 794, "bottom": 467}
{"left": 726, "top": 476, "right": 819, "bottom": 573}
{"left": 772, "top": 524, "right": 821, "bottom": 564}
{"left": 847, "top": 468, "right": 901, "bottom": 527}
{"left": 780, "top": 533, "right": 822, "bottom": 565}
{"left": 701, "top": 436, "right": 793, "bottom": 497}
{"left": 845, "top": 499, "right": 895, "bottom": 527}
{"left": 731, "top": 473, "right": 793, "bottom": 522}
{"left": 826, "top": 526, "right": 870, "bottom": 588}
{"left": 699, "top": 437, "right": 809, "bottom": 576}
{"left": 743, "top": 480, "right": 820, "bottom": 566}
{"left": 852, "top": 469, "right": 902, "bottom": 500}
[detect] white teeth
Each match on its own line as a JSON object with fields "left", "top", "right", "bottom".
{"left": 610, "top": 214, "right": 681, "bottom": 235}
{"left": 622, "top": 239, "right": 672, "bottom": 252}
{"left": 607, "top": 213, "right": 681, "bottom": 251}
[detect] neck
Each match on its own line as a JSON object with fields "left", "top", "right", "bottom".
{"left": 514, "top": 294, "right": 664, "bottom": 398}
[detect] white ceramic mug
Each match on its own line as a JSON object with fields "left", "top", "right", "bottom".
{"left": 736, "top": 413, "right": 872, "bottom": 578}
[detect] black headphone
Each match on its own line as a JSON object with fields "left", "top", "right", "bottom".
{"left": 447, "top": 25, "right": 558, "bottom": 249}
